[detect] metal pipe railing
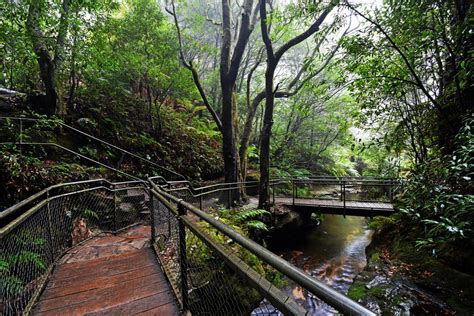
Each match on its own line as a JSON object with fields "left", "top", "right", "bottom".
{"left": 149, "top": 181, "right": 376, "bottom": 315}
{"left": 0, "top": 116, "right": 185, "bottom": 180}
{"left": 0, "top": 178, "right": 145, "bottom": 221}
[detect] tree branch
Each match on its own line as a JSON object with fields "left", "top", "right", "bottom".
{"left": 167, "top": 0, "right": 223, "bottom": 133}
{"left": 274, "top": 2, "right": 336, "bottom": 62}
{"left": 345, "top": 1, "right": 443, "bottom": 113}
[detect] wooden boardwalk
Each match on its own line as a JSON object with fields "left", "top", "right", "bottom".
{"left": 275, "top": 197, "right": 394, "bottom": 216}
{"left": 33, "top": 226, "right": 180, "bottom": 316}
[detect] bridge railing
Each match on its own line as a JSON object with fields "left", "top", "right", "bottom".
{"left": 149, "top": 181, "right": 375, "bottom": 315}
{"left": 0, "top": 181, "right": 149, "bottom": 315}
{"left": 270, "top": 178, "right": 398, "bottom": 204}
{"left": 149, "top": 176, "right": 399, "bottom": 211}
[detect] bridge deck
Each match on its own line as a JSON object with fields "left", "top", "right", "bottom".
{"left": 275, "top": 197, "right": 394, "bottom": 216}
{"left": 33, "top": 226, "right": 180, "bottom": 316}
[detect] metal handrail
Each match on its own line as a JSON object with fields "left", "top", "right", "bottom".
{"left": 0, "top": 142, "right": 140, "bottom": 180}
{"left": 149, "top": 176, "right": 399, "bottom": 208}
{"left": 0, "top": 116, "right": 186, "bottom": 180}
{"left": 0, "top": 184, "right": 144, "bottom": 237}
{"left": 149, "top": 181, "right": 376, "bottom": 316}
{"left": 0, "top": 178, "right": 145, "bottom": 221}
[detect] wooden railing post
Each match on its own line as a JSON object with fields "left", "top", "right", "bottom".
{"left": 177, "top": 203, "right": 189, "bottom": 311}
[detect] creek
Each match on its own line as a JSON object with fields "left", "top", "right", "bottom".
{"left": 253, "top": 215, "right": 373, "bottom": 315}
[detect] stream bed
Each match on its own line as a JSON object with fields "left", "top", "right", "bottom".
{"left": 254, "top": 215, "right": 373, "bottom": 315}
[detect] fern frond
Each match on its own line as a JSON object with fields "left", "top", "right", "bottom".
{"left": 10, "top": 251, "right": 46, "bottom": 270}
{"left": 0, "top": 275, "right": 23, "bottom": 296}
{"left": 236, "top": 209, "right": 270, "bottom": 222}
{"left": 246, "top": 220, "right": 268, "bottom": 232}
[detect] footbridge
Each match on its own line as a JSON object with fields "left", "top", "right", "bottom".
{"left": 158, "top": 176, "right": 397, "bottom": 217}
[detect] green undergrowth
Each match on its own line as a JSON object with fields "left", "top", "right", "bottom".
{"left": 184, "top": 207, "right": 287, "bottom": 314}
{"left": 0, "top": 94, "right": 224, "bottom": 208}
{"left": 195, "top": 208, "right": 287, "bottom": 289}
{"left": 0, "top": 145, "right": 98, "bottom": 209}
{"left": 70, "top": 94, "right": 223, "bottom": 179}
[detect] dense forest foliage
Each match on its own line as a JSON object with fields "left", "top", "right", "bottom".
{"left": 0, "top": 0, "right": 472, "bottom": 312}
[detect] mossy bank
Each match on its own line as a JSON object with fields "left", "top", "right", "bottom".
{"left": 348, "top": 216, "right": 474, "bottom": 314}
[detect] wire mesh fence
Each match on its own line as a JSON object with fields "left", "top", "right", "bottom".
{"left": 0, "top": 184, "right": 148, "bottom": 315}
{"left": 150, "top": 186, "right": 376, "bottom": 315}
{"left": 270, "top": 178, "right": 397, "bottom": 204}
{"left": 150, "top": 190, "right": 307, "bottom": 315}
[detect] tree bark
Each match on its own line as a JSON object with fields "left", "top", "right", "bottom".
{"left": 27, "top": 0, "right": 70, "bottom": 116}
{"left": 220, "top": 0, "right": 258, "bottom": 203}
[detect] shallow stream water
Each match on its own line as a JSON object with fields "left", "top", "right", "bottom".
{"left": 253, "top": 215, "right": 373, "bottom": 315}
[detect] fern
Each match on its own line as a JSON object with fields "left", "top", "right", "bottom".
{"left": 0, "top": 275, "right": 23, "bottom": 297}
{"left": 246, "top": 220, "right": 268, "bottom": 232}
{"left": 14, "top": 234, "right": 46, "bottom": 247}
{"left": 235, "top": 209, "right": 270, "bottom": 222}
{"left": 0, "top": 257, "right": 10, "bottom": 273}
{"left": 83, "top": 209, "right": 99, "bottom": 222}
{"left": 10, "top": 251, "right": 46, "bottom": 271}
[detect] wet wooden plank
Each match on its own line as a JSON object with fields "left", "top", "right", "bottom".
{"left": 85, "top": 292, "right": 176, "bottom": 315}
{"left": 33, "top": 226, "right": 180, "bottom": 316}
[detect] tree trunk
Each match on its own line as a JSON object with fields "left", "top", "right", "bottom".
{"left": 257, "top": 0, "right": 334, "bottom": 208}
{"left": 258, "top": 62, "right": 276, "bottom": 209}
{"left": 221, "top": 84, "right": 238, "bottom": 184}
{"left": 38, "top": 55, "right": 60, "bottom": 115}
{"left": 239, "top": 92, "right": 264, "bottom": 182}
{"left": 27, "top": 0, "right": 70, "bottom": 117}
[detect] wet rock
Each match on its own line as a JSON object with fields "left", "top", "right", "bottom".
{"left": 362, "top": 298, "right": 382, "bottom": 315}
{"left": 366, "top": 275, "right": 390, "bottom": 289}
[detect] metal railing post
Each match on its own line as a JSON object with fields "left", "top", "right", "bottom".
{"left": 19, "top": 118, "right": 23, "bottom": 143}
{"left": 343, "top": 180, "right": 346, "bottom": 218}
{"left": 199, "top": 195, "right": 203, "bottom": 210}
{"left": 295, "top": 180, "right": 298, "bottom": 199}
{"left": 292, "top": 180, "right": 295, "bottom": 206}
{"left": 113, "top": 186, "right": 118, "bottom": 234}
{"left": 340, "top": 180, "right": 343, "bottom": 201}
{"left": 45, "top": 193, "right": 55, "bottom": 263}
{"left": 272, "top": 184, "right": 275, "bottom": 205}
{"left": 389, "top": 180, "right": 393, "bottom": 201}
{"left": 177, "top": 203, "right": 189, "bottom": 311}
{"left": 19, "top": 118, "right": 23, "bottom": 157}
{"left": 227, "top": 184, "right": 232, "bottom": 209}
{"left": 150, "top": 189, "right": 156, "bottom": 243}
